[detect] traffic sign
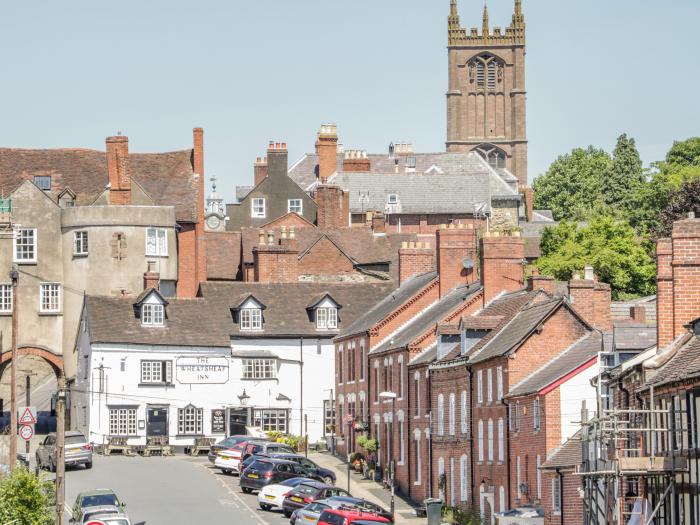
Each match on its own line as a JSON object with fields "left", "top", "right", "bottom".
{"left": 18, "top": 406, "right": 37, "bottom": 425}
{"left": 19, "top": 424, "right": 34, "bottom": 441}
{"left": 84, "top": 522, "right": 107, "bottom": 525}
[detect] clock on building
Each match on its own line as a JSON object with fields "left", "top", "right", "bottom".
{"left": 206, "top": 215, "right": 221, "bottom": 230}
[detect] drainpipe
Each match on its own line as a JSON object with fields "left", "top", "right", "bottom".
{"left": 427, "top": 368, "right": 433, "bottom": 499}
{"left": 557, "top": 469, "right": 564, "bottom": 525}
{"left": 504, "top": 397, "right": 512, "bottom": 511}
{"left": 468, "top": 365, "right": 476, "bottom": 510}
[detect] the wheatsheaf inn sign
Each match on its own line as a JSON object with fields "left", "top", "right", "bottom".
{"left": 176, "top": 356, "right": 230, "bottom": 384}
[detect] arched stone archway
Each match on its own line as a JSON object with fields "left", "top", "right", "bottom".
{"left": 0, "top": 346, "right": 64, "bottom": 379}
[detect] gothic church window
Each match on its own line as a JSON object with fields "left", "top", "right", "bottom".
{"left": 468, "top": 53, "right": 504, "bottom": 91}
{"left": 475, "top": 144, "right": 507, "bottom": 169}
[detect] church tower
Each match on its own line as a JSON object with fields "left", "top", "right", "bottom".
{"left": 446, "top": 0, "right": 528, "bottom": 186}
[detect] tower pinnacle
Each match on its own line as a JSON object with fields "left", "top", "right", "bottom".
{"left": 450, "top": 0, "right": 458, "bottom": 17}
{"left": 482, "top": 4, "right": 489, "bottom": 36}
{"left": 515, "top": 0, "right": 522, "bottom": 16}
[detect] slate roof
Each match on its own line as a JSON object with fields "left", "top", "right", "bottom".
{"left": 371, "top": 283, "right": 482, "bottom": 355}
{"left": 613, "top": 323, "right": 657, "bottom": 351}
{"left": 611, "top": 296, "right": 657, "bottom": 324}
{"left": 647, "top": 336, "right": 700, "bottom": 386}
{"left": 0, "top": 147, "right": 197, "bottom": 222}
{"left": 410, "top": 345, "right": 439, "bottom": 366}
{"left": 206, "top": 231, "right": 241, "bottom": 281}
{"left": 541, "top": 431, "right": 582, "bottom": 470}
{"left": 468, "top": 295, "right": 566, "bottom": 364}
{"left": 236, "top": 186, "right": 254, "bottom": 202}
{"left": 199, "top": 281, "right": 394, "bottom": 338}
{"left": 339, "top": 272, "right": 438, "bottom": 338}
{"left": 507, "top": 332, "right": 609, "bottom": 397}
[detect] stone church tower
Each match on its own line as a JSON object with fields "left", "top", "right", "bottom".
{"left": 446, "top": 0, "right": 528, "bottom": 186}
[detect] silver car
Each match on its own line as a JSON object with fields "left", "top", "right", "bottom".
{"left": 36, "top": 431, "right": 93, "bottom": 471}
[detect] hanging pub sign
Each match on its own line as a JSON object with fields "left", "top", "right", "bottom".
{"left": 211, "top": 409, "right": 226, "bottom": 434}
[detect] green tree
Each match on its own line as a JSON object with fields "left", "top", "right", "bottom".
{"left": 602, "top": 133, "right": 644, "bottom": 209}
{"left": 658, "top": 179, "right": 700, "bottom": 237}
{"left": 532, "top": 146, "right": 611, "bottom": 221}
{"left": 665, "top": 137, "right": 700, "bottom": 167}
{"left": 0, "top": 468, "right": 54, "bottom": 525}
{"left": 536, "top": 217, "right": 656, "bottom": 299}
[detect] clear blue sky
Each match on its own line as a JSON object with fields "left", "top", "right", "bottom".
{"left": 2, "top": 1, "right": 698, "bottom": 202}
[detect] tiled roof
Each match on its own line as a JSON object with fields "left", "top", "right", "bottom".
{"left": 0, "top": 147, "right": 197, "bottom": 222}
{"left": 206, "top": 231, "right": 241, "bottom": 281}
{"left": 339, "top": 272, "right": 438, "bottom": 338}
{"left": 468, "top": 295, "right": 564, "bottom": 364}
{"left": 612, "top": 323, "right": 657, "bottom": 351}
{"left": 410, "top": 345, "right": 439, "bottom": 366}
{"left": 236, "top": 186, "right": 253, "bottom": 202}
{"left": 647, "top": 336, "right": 700, "bottom": 386}
{"left": 507, "top": 332, "right": 609, "bottom": 397}
{"left": 199, "top": 281, "right": 394, "bottom": 338}
{"left": 611, "top": 296, "right": 657, "bottom": 324}
{"left": 541, "top": 431, "right": 582, "bottom": 470}
{"left": 370, "top": 283, "right": 482, "bottom": 355}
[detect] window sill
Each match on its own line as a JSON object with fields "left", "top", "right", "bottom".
{"left": 38, "top": 311, "right": 63, "bottom": 317}
{"left": 73, "top": 253, "right": 88, "bottom": 258}
{"left": 0, "top": 312, "right": 11, "bottom": 316}
{"left": 145, "top": 254, "right": 169, "bottom": 258}
{"left": 14, "top": 260, "right": 37, "bottom": 265}
{"left": 138, "top": 383, "right": 175, "bottom": 387}
{"left": 241, "top": 377, "right": 278, "bottom": 382}
{"left": 413, "top": 481, "right": 422, "bottom": 486}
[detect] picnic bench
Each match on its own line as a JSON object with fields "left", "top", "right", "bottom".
{"left": 104, "top": 437, "right": 136, "bottom": 456}
{"left": 188, "top": 437, "right": 215, "bottom": 456}
{"left": 143, "top": 436, "right": 173, "bottom": 457}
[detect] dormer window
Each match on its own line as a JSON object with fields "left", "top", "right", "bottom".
{"left": 316, "top": 307, "right": 338, "bottom": 330}
{"left": 142, "top": 303, "right": 164, "bottom": 326}
{"left": 387, "top": 194, "right": 399, "bottom": 205}
{"left": 240, "top": 308, "right": 262, "bottom": 330}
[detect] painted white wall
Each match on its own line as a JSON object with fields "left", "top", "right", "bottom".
{"left": 559, "top": 360, "right": 599, "bottom": 444}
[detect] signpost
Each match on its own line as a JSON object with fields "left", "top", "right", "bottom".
{"left": 18, "top": 406, "right": 37, "bottom": 425}
{"left": 19, "top": 424, "right": 34, "bottom": 441}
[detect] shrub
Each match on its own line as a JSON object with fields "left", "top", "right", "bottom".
{"left": 0, "top": 468, "right": 54, "bottom": 525}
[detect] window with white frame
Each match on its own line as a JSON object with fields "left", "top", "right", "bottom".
{"left": 288, "top": 199, "right": 302, "bottom": 214}
{"left": 498, "top": 418, "right": 504, "bottom": 462}
{"left": 141, "top": 303, "right": 165, "bottom": 326}
{"left": 14, "top": 228, "right": 37, "bottom": 262}
{"left": 251, "top": 198, "right": 266, "bottom": 218}
{"left": 449, "top": 393, "right": 456, "bottom": 435}
{"left": 240, "top": 308, "right": 262, "bottom": 330}
{"left": 437, "top": 394, "right": 445, "bottom": 435}
{"left": 0, "top": 284, "right": 12, "bottom": 313}
{"left": 74, "top": 231, "right": 88, "bottom": 255}
{"left": 534, "top": 397, "right": 541, "bottom": 431}
{"left": 146, "top": 227, "right": 168, "bottom": 256}
{"left": 323, "top": 400, "right": 335, "bottom": 436}
{"left": 415, "top": 372, "right": 420, "bottom": 417}
{"left": 477, "top": 370, "right": 483, "bottom": 404}
{"left": 316, "top": 307, "right": 338, "bottom": 330}
{"left": 140, "top": 360, "right": 173, "bottom": 384}
{"left": 497, "top": 366, "right": 503, "bottom": 401}
{"left": 461, "top": 391, "right": 468, "bottom": 434}
{"left": 109, "top": 407, "right": 137, "bottom": 436}
{"left": 517, "top": 456, "right": 522, "bottom": 497}
{"left": 515, "top": 400, "right": 521, "bottom": 432}
{"left": 399, "top": 357, "right": 404, "bottom": 398}
{"left": 487, "top": 368, "right": 493, "bottom": 404}
{"left": 359, "top": 341, "right": 365, "bottom": 381}
{"left": 460, "top": 455, "right": 468, "bottom": 502}
{"left": 415, "top": 432, "right": 422, "bottom": 484}
{"left": 536, "top": 455, "right": 542, "bottom": 500}
{"left": 178, "top": 405, "right": 203, "bottom": 435}
{"left": 40, "top": 283, "right": 61, "bottom": 313}
{"left": 399, "top": 421, "right": 405, "bottom": 464}
{"left": 242, "top": 358, "right": 277, "bottom": 379}
{"left": 488, "top": 418, "right": 494, "bottom": 462}
{"left": 477, "top": 420, "right": 484, "bottom": 462}
{"left": 338, "top": 345, "right": 344, "bottom": 383}
{"left": 499, "top": 487, "right": 506, "bottom": 513}
{"left": 387, "top": 194, "right": 399, "bottom": 205}
{"left": 551, "top": 477, "right": 561, "bottom": 512}
{"left": 253, "top": 408, "right": 288, "bottom": 432}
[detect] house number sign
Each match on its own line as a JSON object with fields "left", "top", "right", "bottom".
{"left": 176, "top": 356, "right": 230, "bottom": 384}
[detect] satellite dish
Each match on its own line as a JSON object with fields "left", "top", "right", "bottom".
{"left": 463, "top": 258, "right": 474, "bottom": 269}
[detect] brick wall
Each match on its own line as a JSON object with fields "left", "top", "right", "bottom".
{"left": 253, "top": 232, "right": 298, "bottom": 283}
{"left": 298, "top": 236, "right": 356, "bottom": 277}
{"left": 437, "top": 223, "right": 478, "bottom": 297}
{"left": 254, "top": 157, "right": 268, "bottom": 186}
{"left": 657, "top": 238, "right": 674, "bottom": 347}
{"left": 481, "top": 231, "right": 525, "bottom": 304}
{"left": 408, "top": 363, "right": 431, "bottom": 503}
{"left": 399, "top": 242, "right": 435, "bottom": 285}
{"left": 177, "top": 225, "right": 197, "bottom": 297}
{"left": 106, "top": 135, "right": 131, "bottom": 205}
{"left": 542, "top": 470, "right": 582, "bottom": 525}
{"left": 568, "top": 276, "right": 612, "bottom": 331}
{"left": 315, "top": 185, "right": 349, "bottom": 229}
{"left": 386, "top": 215, "right": 482, "bottom": 234}
{"left": 193, "top": 127, "right": 208, "bottom": 290}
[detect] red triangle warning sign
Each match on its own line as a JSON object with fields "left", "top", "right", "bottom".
{"left": 19, "top": 407, "right": 36, "bottom": 425}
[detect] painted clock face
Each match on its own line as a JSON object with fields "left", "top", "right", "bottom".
{"left": 206, "top": 216, "right": 221, "bottom": 230}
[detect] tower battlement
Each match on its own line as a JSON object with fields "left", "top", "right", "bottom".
{"left": 448, "top": 0, "right": 525, "bottom": 47}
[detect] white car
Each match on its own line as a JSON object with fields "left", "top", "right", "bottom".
{"left": 257, "top": 477, "right": 317, "bottom": 511}
{"left": 214, "top": 449, "right": 242, "bottom": 474}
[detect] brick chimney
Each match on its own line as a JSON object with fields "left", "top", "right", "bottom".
{"left": 437, "top": 223, "right": 478, "bottom": 298}
{"left": 371, "top": 212, "right": 386, "bottom": 234}
{"left": 630, "top": 305, "right": 646, "bottom": 324}
{"left": 399, "top": 242, "right": 434, "bottom": 285}
{"left": 106, "top": 135, "right": 131, "bottom": 205}
{"left": 267, "top": 141, "right": 289, "bottom": 180}
{"left": 527, "top": 269, "right": 556, "bottom": 296}
{"left": 343, "top": 150, "right": 371, "bottom": 172}
{"left": 521, "top": 186, "right": 534, "bottom": 222}
{"left": 193, "top": 127, "right": 208, "bottom": 289}
{"left": 254, "top": 157, "right": 268, "bottom": 186}
{"left": 253, "top": 229, "right": 299, "bottom": 283}
{"left": 657, "top": 217, "right": 700, "bottom": 348}
{"left": 144, "top": 272, "right": 160, "bottom": 290}
{"left": 567, "top": 266, "right": 612, "bottom": 331}
{"left": 480, "top": 230, "right": 525, "bottom": 304}
{"left": 316, "top": 125, "right": 338, "bottom": 183}
{"left": 315, "top": 185, "right": 349, "bottom": 229}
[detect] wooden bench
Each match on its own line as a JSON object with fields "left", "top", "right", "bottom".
{"left": 188, "top": 437, "right": 215, "bottom": 456}
{"left": 143, "top": 436, "right": 173, "bottom": 457}
{"left": 104, "top": 437, "right": 135, "bottom": 456}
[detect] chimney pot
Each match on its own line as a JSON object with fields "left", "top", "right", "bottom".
{"left": 289, "top": 226, "right": 295, "bottom": 239}
{"left": 584, "top": 265, "right": 595, "bottom": 281}
{"left": 281, "top": 226, "right": 287, "bottom": 239}
{"left": 258, "top": 230, "right": 266, "bottom": 245}
{"left": 267, "top": 230, "right": 275, "bottom": 245}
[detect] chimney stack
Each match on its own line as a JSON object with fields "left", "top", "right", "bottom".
{"left": 316, "top": 124, "right": 338, "bottom": 183}
{"left": 437, "top": 223, "right": 478, "bottom": 298}
{"left": 106, "top": 135, "right": 131, "bottom": 205}
{"left": 480, "top": 230, "right": 525, "bottom": 304}
{"left": 630, "top": 306, "right": 646, "bottom": 324}
{"left": 253, "top": 230, "right": 299, "bottom": 283}
{"left": 315, "top": 185, "right": 349, "bottom": 229}
{"left": 567, "top": 268, "right": 612, "bottom": 331}
{"left": 343, "top": 150, "right": 371, "bottom": 172}
{"left": 528, "top": 273, "right": 556, "bottom": 296}
{"left": 267, "top": 141, "right": 289, "bottom": 180}
{"left": 254, "top": 157, "right": 268, "bottom": 186}
{"left": 399, "top": 242, "right": 435, "bottom": 285}
{"left": 521, "top": 187, "right": 534, "bottom": 222}
{"left": 143, "top": 262, "right": 160, "bottom": 290}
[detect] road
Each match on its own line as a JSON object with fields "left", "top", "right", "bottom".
{"left": 65, "top": 454, "right": 288, "bottom": 525}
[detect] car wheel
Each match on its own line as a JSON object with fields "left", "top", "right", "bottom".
{"left": 221, "top": 469, "right": 232, "bottom": 475}
{"left": 85, "top": 461, "right": 93, "bottom": 470}
{"left": 242, "top": 487, "right": 252, "bottom": 494}
{"left": 284, "top": 510, "right": 292, "bottom": 518}
{"left": 260, "top": 504, "right": 272, "bottom": 511}
{"left": 323, "top": 476, "right": 334, "bottom": 485}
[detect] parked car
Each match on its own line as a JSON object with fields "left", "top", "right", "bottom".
{"left": 267, "top": 453, "right": 336, "bottom": 485}
{"left": 240, "top": 458, "right": 312, "bottom": 494}
{"left": 208, "top": 435, "right": 254, "bottom": 463}
{"left": 241, "top": 440, "right": 296, "bottom": 460}
{"left": 239, "top": 452, "right": 269, "bottom": 474}
{"left": 282, "top": 482, "right": 351, "bottom": 517}
{"left": 317, "top": 508, "right": 390, "bottom": 525}
{"left": 37, "top": 431, "right": 93, "bottom": 471}
{"left": 214, "top": 441, "right": 250, "bottom": 475}
{"left": 257, "top": 476, "right": 317, "bottom": 511}
{"left": 291, "top": 497, "right": 362, "bottom": 525}
{"left": 87, "top": 513, "right": 131, "bottom": 525}
{"left": 70, "top": 489, "right": 125, "bottom": 523}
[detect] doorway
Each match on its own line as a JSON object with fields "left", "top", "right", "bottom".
{"left": 147, "top": 406, "right": 168, "bottom": 437}
{"left": 228, "top": 408, "right": 248, "bottom": 436}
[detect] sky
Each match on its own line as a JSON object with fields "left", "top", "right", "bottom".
{"left": 2, "top": 1, "right": 699, "bottom": 203}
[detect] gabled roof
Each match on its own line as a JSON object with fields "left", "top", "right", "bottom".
{"left": 306, "top": 293, "right": 341, "bottom": 310}
{"left": 647, "top": 335, "right": 700, "bottom": 386}
{"left": 231, "top": 294, "right": 266, "bottom": 311}
{"left": 133, "top": 288, "right": 169, "bottom": 307}
{"left": 507, "top": 332, "right": 609, "bottom": 398}
{"left": 370, "top": 283, "right": 482, "bottom": 355}
{"left": 613, "top": 323, "right": 657, "bottom": 351}
{"left": 540, "top": 431, "right": 582, "bottom": 470}
{"left": 338, "top": 271, "right": 438, "bottom": 338}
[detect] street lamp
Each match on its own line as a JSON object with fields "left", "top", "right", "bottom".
{"left": 238, "top": 389, "right": 250, "bottom": 406}
{"left": 379, "top": 391, "right": 397, "bottom": 520}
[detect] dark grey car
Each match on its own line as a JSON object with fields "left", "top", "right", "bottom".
{"left": 37, "top": 431, "right": 93, "bottom": 471}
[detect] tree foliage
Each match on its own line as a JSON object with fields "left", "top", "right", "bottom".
{"left": 602, "top": 133, "right": 644, "bottom": 209}
{"left": 0, "top": 468, "right": 54, "bottom": 525}
{"left": 658, "top": 179, "right": 700, "bottom": 237}
{"left": 536, "top": 217, "right": 656, "bottom": 299}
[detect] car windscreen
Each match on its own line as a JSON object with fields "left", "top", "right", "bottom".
{"left": 295, "top": 484, "right": 322, "bottom": 495}
{"left": 65, "top": 435, "right": 86, "bottom": 445}
{"left": 249, "top": 461, "right": 274, "bottom": 472}
{"left": 81, "top": 494, "right": 119, "bottom": 507}
{"left": 219, "top": 437, "right": 244, "bottom": 447}
{"left": 319, "top": 511, "right": 347, "bottom": 525}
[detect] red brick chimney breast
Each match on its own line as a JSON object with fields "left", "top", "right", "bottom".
{"left": 106, "top": 135, "right": 131, "bottom": 205}
{"left": 399, "top": 242, "right": 435, "bottom": 285}
{"left": 343, "top": 150, "right": 371, "bottom": 172}
{"left": 315, "top": 185, "right": 349, "bottom": 229}
{"left": 437, "top": 223, "right": 478, "bottom": 298}
{"left": 254, "top": 157, "right": 268, "bottom": 186}
{"left": 253, "top": 229, "right": 299, "bottom": 283}
{"left": 480, "top": 230, "right": 525, "bottom": 304}
{"left": 316, "top": 125, "right": 338, "bottom": 183}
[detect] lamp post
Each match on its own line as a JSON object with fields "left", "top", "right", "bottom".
{"left": 379, "top": 391, "right": 397, "bottom": 520}
{"left": 9, "top": 266, "right": 19, "bottom": 472}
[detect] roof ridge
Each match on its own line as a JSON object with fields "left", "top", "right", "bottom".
{"left": 370, "top": 299, "right": 440, "bottom": 354}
